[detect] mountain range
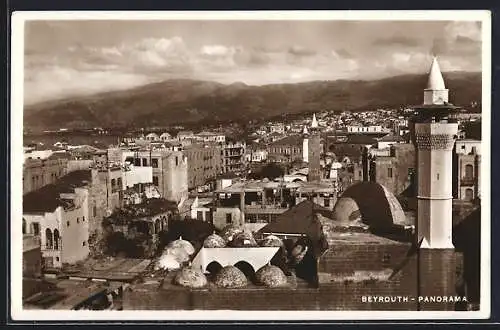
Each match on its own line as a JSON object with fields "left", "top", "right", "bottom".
{"left": 23, "top": 71, "right": 481, "bottom": 132}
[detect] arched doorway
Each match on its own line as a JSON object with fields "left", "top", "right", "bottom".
{"left": 45, "top": 228, "right": 53, "bottom": 249}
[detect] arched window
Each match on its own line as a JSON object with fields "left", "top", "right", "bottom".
{"left": 45, "top": 228, "right": 53, "bottom": 249}
{"left": 22, "top": 218, "right": 26, "bottom": 235}
{"left": 465, "top": 164, "right": 474, "bottom": 179}
{"left": 465, "top": 188, "right": 474, "bottom": 201}
{"left": 53, "top": 229, "right": 60, "bottom": 250}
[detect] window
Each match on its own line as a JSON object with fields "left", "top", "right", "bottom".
{"left": 66, "top": 221, "right": 70, "bottom": 227}
{"left": 226, "top": 213, "right": 232, "bottom": 224}
{"left": 153, "top": 176, "right": 159, "bottom": 186}
{"left": 151, "top": 158, "right": 159, "bottom": 168}
{"left": 117, "top": 178, "right": 122, "bottom": 189}
{"left": 388, "top": 168, "right": 393, "bottom": 178}
{"left": 53, "top": 229, "right": 60, "bottom": 250}
{"left": 142, "top": 158, "right": 148, "bottom": 166}
{"left": 55, "top": 257, "right": 60, "bottom": 262}
{"left": 465, "top": 188, "right": 474, "bottom": 201}
{"left": 465, "top": 164, "right": 474, "bottom": 179}
{"left": 93, "top": 205, "right": 97, "bottom": 217}
{"left": 175, "top": 156, "right": 179, "bottom": 166}
{"left": 77, "top": 217, "right": 80, "bottom": 223}
{"left": 437, "top": 173, "right": 440, "bottom": 180}
{"left": 82, "top": 241, "right": 87, "bottom": 247}
{"left": 22, "top": 218, "right": 26, "bottom": 235}
{"left": 382, "top": 253, "right": 391, "bottom": 266}
{"left": 32, "top": 223, "right": 40, "bottom": 236}
{"left": 45, "top": 229, "right": 53, "bottom": 249}
{"left": 82, "top": 216, "right": 85, "bottom": 222}
{"left": 197, "top": 211, "right": 204, "bottom": 221}
{"left": 134, "top": 158, "right": 141, "bottom": 166}
{"left": 324, "top": 198, "right": 330, "bottom": 208}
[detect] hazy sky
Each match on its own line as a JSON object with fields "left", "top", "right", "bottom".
{"left": 24, "top": 20, "right": 482, "bottom": 105}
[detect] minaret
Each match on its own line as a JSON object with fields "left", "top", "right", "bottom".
{"left": 308, "top": 114, "right": 321, "bottom": 182}
{"left": 302, "top": 125, "right": 309, "bottom": 163}
{"left": 412, "top": 57, "right": 459, "bottom": 249}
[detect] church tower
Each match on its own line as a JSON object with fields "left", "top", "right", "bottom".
{"left": 302, "top": 125, "right": 309, "bottom": 163}
{"left": 308, "top": 114, "right": 321, "bottom": 182}
{"left": 412, "top": 57, "right": 459, "bottom": 249}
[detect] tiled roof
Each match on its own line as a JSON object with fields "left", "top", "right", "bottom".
{"left": 269, "top": 135, "right": 303, "bottom": 147}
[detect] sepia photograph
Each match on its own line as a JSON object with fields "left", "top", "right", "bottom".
{"left": 10, "top": 10, "right": 491, "bottom": 320}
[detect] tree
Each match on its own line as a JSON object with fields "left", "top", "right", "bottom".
{"left": 259, "top": 163, "right": 285, "bottom": 180}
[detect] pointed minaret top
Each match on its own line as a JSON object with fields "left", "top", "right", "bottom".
{"left": 311, "top": 114, "right": 318, "bottom": 128}
{"left": 302, "top": 125, "right": 309, "bottom": 135}
{"left": 426, "top": 57, "right": 446, "bottom": 90}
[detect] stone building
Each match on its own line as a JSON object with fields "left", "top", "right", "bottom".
{"left": 122, "top": 149, "right": 188, "bottom": 204}
{"left": 212, "top": 180, "right": 336, "bottom": 229}
{"left": 23, "top": 155, "right": 69, "bottom": 195}
{"left": 266, "top": 135, "right": 303, "bottom": 163}
{"left": 182, "top": 144, "right": 222, "bottom": 190}
{"left": 453, "top": 139, "right": 481, "bottom": 201}
{"left": 364, "top": 144, "right": 416, "bottom": 196}
{"left": 222, "top": 141, "right": 246, "bottom": 174}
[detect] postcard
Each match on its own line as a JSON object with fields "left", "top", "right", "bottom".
{"left": 10, "top": 10, "right": 491, "bottom": 321}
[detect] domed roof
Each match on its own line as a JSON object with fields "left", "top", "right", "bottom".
{"left": 260, "top": 235, "right": 283, "bottom": 247}
{"left": 163, "top": 246, "right": 190, "bottom": 263}
{"left": 174, "top": 267, "right": 208, "bottom": 288}
{"left": 230, "top": 231, "right": 258, "bottom": 247}
{"left": 168, "top": 236, "right": 195, "bottom": 255}
{"left": 220, "top": 225, "right": 244, "bottom": 243}
{"left": 333, "top": 182, "right": 406, "bottom": 230}
{"left": 256, "top": 264, "right": 288, "bottom": 287}
{"left": 214, "top": 266, "right": 248, "bottom": 288}
{"left": 156, "top": 254, "right": 181, "bottom": 271}
{"left": 203, "top": 232, "right": 226, "bottom": 248}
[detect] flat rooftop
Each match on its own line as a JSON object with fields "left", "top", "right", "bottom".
{"left": 23, "top": 170, "right": 92, "bottom": 213}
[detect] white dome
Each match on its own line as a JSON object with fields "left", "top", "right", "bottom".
{"left": 157, "top": 254, "right": 181, "bottom": 271}
{"left": 168, "top": 236, "right": 195, "bottom": 255}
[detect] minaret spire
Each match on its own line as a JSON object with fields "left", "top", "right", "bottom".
{"left": 311, "top": 113, "right": 318, "bottom": 129}
{"left": 424, "top": 56, "right": 448, "bottom": 105}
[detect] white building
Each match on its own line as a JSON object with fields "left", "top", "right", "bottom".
{"left": 23, "top": 183, "right": 90, "bottom": 268}
{"left": 455, "top": 139, "right": 481, "bottom": 155}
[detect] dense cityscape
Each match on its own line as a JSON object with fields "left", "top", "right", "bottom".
{"left": 20, "top": 57, "right": 482, "bottom": 312}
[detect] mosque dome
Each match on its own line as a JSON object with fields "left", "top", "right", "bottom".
{"left": 220, "top": 225, "right": 244, "bottom": 243}
{"left": 162, "top": 246, "right": 190, "bottom": 263}
{"left": 256, "top": 264, "right": 288, "bottom": 287}
{"left": 155, "top": 254, "right": 181, "bottom": 271}
{"left": 332, "top": 182, "right": 406, "bottom": 231}
{"left": 203, "top": 232, "right": 226, "bottom": 248}
{"left": 230, "top": 231, "right": 258, "bottom": 247}
{"left": 214, "top": 266, "right": 248, "bottom": 288}
{"left": 260, "top": 235, "right": 284, "bottom": 247}
{"left": 174, "top": 266, "right": 208, "bottom": 288}
{"left": 168, "top": 236, "right": 195, "bottom": 255}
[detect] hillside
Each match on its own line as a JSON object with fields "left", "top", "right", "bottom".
{"left": 24, "top": 72, "right": 481, "bottom": 131}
